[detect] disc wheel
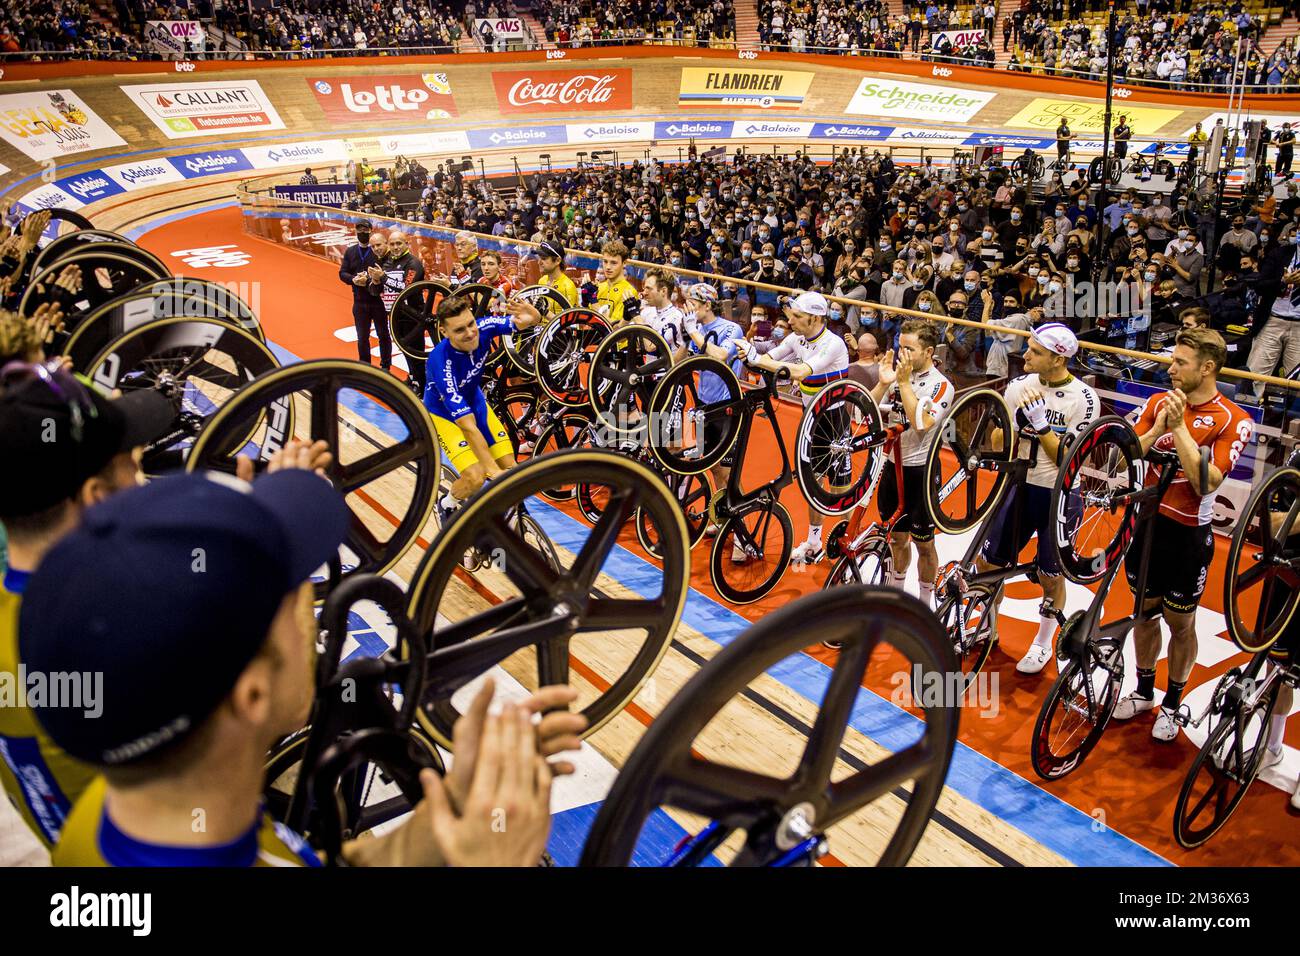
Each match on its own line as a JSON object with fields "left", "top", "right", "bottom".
{"left": 589, "top": 324, "right": 672, "bottom": 440}
{"left": 1051, "top": 416, "right": 1143, "bottom": 585}
{"left": 19, "top": 246, "right": 170, "bottom": 325}
{"left": 1030, "top": 634, "right": 1124, "bottom": 780}
{"left": 535, "top": 308, "right": 611, "bottom": 407}
{"left": 504, "top": 285, "right": 570, "bottom": 377}
{"left": 1172, "top": 676, "right": 1279, "bottom": 849}
{"left": 646, "top": 355, "right": 743, "bottom": 476}
{"left": 637, "top": 470, "right": 713, "bottom": 557}
{"left": 187, "top": 360, "right": 439, "bottom": 598}
{"left": 533, "top": 412, "right": 597, "bottom": 501}
{"left": 795, "top": 380, "right": 885, "bottom": 517}
{"left": 579, "top": 587, "right": 960, "bottom": 866}
{"left": 1223, "top": 466, "right": 1300, "bottom": 653}
{"left": 65, "top": 278, "right": 263, "bottom": 373}
{"left": 935, "top": 582, "right": 998, "bottom": 690}
{"left": 406, "top": 449, "right": 691, "bottom": 748}
{"left": 388, "top": 279, "right": 454, "bottom": 365}
{"left": 710, "top": 499, "right": 793, "bottom": 604}
{"left": 86, "top": 316, "right": 281, "bottom": 476}
{"left": 924, "top": 388, "right": 1013, "bottom": 535}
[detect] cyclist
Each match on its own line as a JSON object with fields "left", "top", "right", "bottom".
{"left": 1113, "top": 328, "right": 1254, "bottom": 741}
{"left": 425, "top": 295, "right": 543, "bottom": 518}
{"left": 596, "top": 240, "right": 639, "bottom": 325}
{"left": 682, "top": 283, "right": 745, "bottom": 531}
{"left": 976, "top": 324, "right": 1100, "bottom": 674}
{"left": 536, "top": 240, "right": 578, "bottom": 307}
{"left": 869, "top": 319, "right": 955, "bottom": 609}
{"left": 639, "top": 266, "right": 687, "bottom": 355}
{"left": 479, "top": 250, "right": 515, "bottom": 297}
{"left": 736, "top": 291, "right": 850, "bottom": 565}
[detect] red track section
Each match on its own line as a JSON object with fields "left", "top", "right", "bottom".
{"left": 140, "top": 205, "right": 1300, "bottom": 865}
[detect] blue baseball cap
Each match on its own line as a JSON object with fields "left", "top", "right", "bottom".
{"left": 20, "top": 470, "right": 349, "bottom": 766}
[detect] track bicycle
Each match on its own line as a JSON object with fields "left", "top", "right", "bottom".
{"left": 1029, "top": 415, "right": 1207, "bottom": 780}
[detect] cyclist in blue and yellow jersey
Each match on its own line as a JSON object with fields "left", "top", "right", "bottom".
{"left": 424, "top": 295, "right": 543, "bottom": 517}
{"left": 536, "top": 240, "right": 579, "bottom": 308}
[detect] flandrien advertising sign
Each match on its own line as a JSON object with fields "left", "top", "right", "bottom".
{"left": 844, "top": 78, "right": 993, "bottom": 123}
{"left": 678, "top": 68, "right": 814, "bottom": 110}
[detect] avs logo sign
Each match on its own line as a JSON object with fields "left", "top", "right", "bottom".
{"left": 168, "top": 149, "right": 253, "bottom": 178}
{"left": 466, "top": 125, "right": 567, "bottom": 150}
{"left": 55, "top": 172, "right": 124, "bottom": 202}
{"left": 307, "top": 73, "right": 457, "bottom": 123}
{"left": 654, "top": 121, "right": 732, "bottom": 139}
{"left": 811, "top": 123, "right": 893, "bottom": 140}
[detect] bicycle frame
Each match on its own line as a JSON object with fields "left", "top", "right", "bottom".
{"left": 711, "top": 367, "right": 794, "bottom": 519}
{"left": 832, "top": 420, "right": 906, "bottom": 563}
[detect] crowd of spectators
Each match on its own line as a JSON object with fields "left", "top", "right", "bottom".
{"left": 328, "top": 142, "right": 1298, "bottom": 390}
{"left": 536, "top": 0, "right": 735, "bottom": 48}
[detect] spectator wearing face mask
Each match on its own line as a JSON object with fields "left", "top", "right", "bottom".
{"left": 1032, "top": 215, "right": 1066, "bottom": 261}
{"left": 1163, "top": 226, "right": 1204, "bottom": 296}
{"left": 985, "top": 294, "right": 1033, "bottom": 380}
{"left": 1219, "top": 215, "right": 1260, "bottom": 272}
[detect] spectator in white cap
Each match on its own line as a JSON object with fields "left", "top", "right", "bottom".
{"left": 735, "top": 289, "right": 851, "bottom": 565}
{"left": 682, "top": 281, "right": 747, "bottom": 543}
{"left": 971, "top": 320, "right": 1101, "bottom": 675}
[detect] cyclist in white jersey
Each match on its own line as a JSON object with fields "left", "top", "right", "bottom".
{"left": 869, "top": 319, "right": 954, "bottom": 609}
{"left": 639, "top": 267, "right": 687, "bottom": 356}
{"left": 977, "top": 323, "right": 1100, "bottom": 674}
{"left": 736, "top": 291, "right": 850, "bottom": 564}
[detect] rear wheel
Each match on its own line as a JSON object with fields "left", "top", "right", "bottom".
{"left": 1051, "top": 416, "right": 1143, "bottom": 585}
{"left": 1030, "top": 636, "right": 1124, "bottom": 779}
{"left": 534, "top": 413, "right": 596, "bottom": 501}
{"left": 1223, "top": 466, "right": 1300, "bottom": 653}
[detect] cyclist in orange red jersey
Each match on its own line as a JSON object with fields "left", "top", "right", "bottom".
{"left": 479, "top": 250, "right": 516, "bottom": 297}
{"left": 1113, "top": 327, "right": 1254, "bottom": 742}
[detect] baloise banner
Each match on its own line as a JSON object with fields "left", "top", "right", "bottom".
{"left": 491, "top": 68, "right": 633, "bottom": 114}
{"left": 307, "top": 74, "right": 457, "bottom": 123}
{"left": 678, "top": 68, "right": 814, "bottom": 110}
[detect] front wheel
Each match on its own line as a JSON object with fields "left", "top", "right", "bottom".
{"left": 710, "top": 500, "right": 793, "bottom": 604}
{"left": 1172, "top": 678, "right": 1279, "bottom": 849}
{"left": 935, "top": 582, "right": 999, "bottom": 689}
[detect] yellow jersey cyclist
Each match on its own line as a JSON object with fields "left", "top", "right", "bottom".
{"left": 734, "top": 291, "right": 850, "bottom": 565}
{"left": 425, "top": 295, "right": 543, "bottom": 518}
{"left": 536, "top": 240, "right": 578, "bottom": 308}
{"left": 595, "top": 240, "right": 639, "bottom": 325}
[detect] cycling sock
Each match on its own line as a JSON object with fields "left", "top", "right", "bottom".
{"left": 1135, "top": 667, "right": 1157, "bottom": 700}
{"left": 918, "top": 582, "right": 935, "bottom": 609}
{"left": 440, "top": 491, "right": 462, "bottom": 512}
{"left": 807, "top": 525, "right": 823, "bottom": 547}
{"left": 1163, "top": 679, "right": 1187, "bottom": 711}
{"left": 888, "top": 570, "right": 906, "bottom": 589}
{"left": 1032, "top": 615, "right": 1057, "bottom": 649}
{"left": 1268, "top": 713, "right": 1287, "bottom": 754}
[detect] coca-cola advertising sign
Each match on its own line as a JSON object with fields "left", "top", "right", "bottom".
{"left": 307, "top": 74, "right": 458, "bottom": 123}
{"left": 491, "top": 68, "right": 633, "bottom": 115}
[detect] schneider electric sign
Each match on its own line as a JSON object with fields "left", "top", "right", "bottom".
{"left": 845, "top": 78, "right": 993, "bottom": 123}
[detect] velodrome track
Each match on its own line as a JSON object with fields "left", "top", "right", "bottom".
{"left": 5, "top": 49, "right": 1300, "bottom": 866}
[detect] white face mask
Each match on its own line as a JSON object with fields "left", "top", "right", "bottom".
{"left": 918, "top": 300, "right": 932, "bottom": 311}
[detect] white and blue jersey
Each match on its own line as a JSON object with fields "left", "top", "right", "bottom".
{"left": 423, "top": 314, "right": 514, "bottom": 432}
{"left": 690, "top": 316, "right": 745, "bottom": 404}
